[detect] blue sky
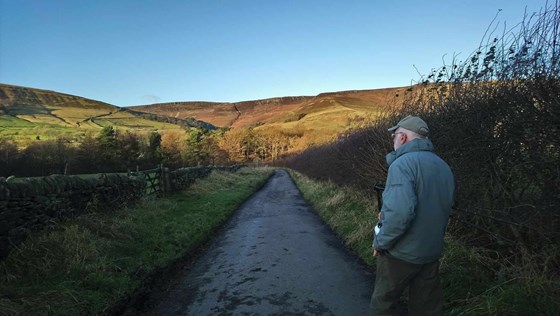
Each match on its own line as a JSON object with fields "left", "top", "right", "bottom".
{"left": 0, "top": 0, "right": 547, "bottom": 106}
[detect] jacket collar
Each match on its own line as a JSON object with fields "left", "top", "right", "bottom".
{"left": 386, "top": 138, "right": 435, "bottom": 166}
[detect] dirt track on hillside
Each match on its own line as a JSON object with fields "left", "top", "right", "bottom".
{"left": 125, "top": 170, "right": 374, "bottom": 315}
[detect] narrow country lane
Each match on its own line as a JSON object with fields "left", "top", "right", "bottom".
{"left": 146, "top": 170, "right": 374, "bottom": 315}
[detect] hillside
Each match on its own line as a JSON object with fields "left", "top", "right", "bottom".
{"left": 0, "top": 83, "right": 409, "bottom": 150}
{"left": 0, "top": 84, "right": 214, "bottom": 142}
{"left": 131, "top": 87, "right": 406, "bottom": 129}
{"left": 130, "top": 86, "right": 408, "bottom": 145}
{"left": 0, "top": 84, "right": 118, "bottom": 127}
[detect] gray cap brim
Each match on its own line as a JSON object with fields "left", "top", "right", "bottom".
{"left": 388, "top": 125, "right": 399, "bottom": 132}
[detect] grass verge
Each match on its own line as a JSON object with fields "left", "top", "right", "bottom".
{"left": 286, "top": 168, "right": 376, "bottom": 267}
{"left": 287, "top": 169, "right": 560, "bottom": 315}
{"left": 0, "top": 167, "right": 274, "bottom": 315}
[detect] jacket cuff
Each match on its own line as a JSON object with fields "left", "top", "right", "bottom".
{"left": 373, "top": 237, "right": 380, "bottom": 249}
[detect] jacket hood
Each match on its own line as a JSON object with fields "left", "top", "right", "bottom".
{"left": 386, "top": 138, "right": 435, "bottom": 166}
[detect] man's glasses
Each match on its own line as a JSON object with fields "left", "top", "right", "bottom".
{"left": 391, "top": 132, "right": 404, "bottom": 139}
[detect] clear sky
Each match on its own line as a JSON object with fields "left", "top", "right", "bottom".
{"left": 0, "top": 0, "right": 547, "bottom": 107}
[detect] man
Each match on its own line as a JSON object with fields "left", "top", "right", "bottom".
{"left": 370, "top": 115, "right": 455, "bottom": 316}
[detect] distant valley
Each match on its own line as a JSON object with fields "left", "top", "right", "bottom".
{"left": 0, "top": 83, "right": 407, "bottom": 146}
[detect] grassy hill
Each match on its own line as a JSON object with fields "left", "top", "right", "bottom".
{"left": 131, "top": 87, "right": 407, "bottom": 128}
{"left": 0, "top": 84, "right": 214, "bottom": 143}
{"left": 130, "top": 86, "right": 408, "bottom": 145}
{"left": 0, "top": 83, "right": 409, "bottom": 149}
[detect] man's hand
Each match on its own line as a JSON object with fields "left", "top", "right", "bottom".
{"left": 374, "top": 212, "right": 383, "bottom": 257}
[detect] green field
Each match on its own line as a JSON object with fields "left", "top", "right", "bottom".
{"left": 0, "top": 116, "right": 35, "bottom": 127}
{"left": 0, "top": 84, "right": 208, "bottom": 144}
{"left": 0, "top": 111, "right": 185, "bottom": 144}
{"left": 0, "top": 120, "right": 82, "bottom": 142}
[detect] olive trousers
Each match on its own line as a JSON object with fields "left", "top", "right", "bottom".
{"left": 369, "top": 253, "right": 443, "bottom": 316}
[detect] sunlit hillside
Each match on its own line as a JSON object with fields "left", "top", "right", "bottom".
{"left": 131, "top": 87, "right": 406, "bottom": 128}
{"left": 0, "top": 82, "right": 410, "bottom": 154}
{"left": 131, "top": 86, "right": 408, "bottom": 147}
{"left": 0, "top": 84, "right": 213, "bottom": 143}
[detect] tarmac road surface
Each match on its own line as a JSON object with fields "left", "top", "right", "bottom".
{"left": 147, "top": 170, "right": 374, "bottom": 315}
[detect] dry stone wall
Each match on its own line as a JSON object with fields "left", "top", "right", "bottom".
{"left": 0, "top": 173, "right": 146, "bottom": 259}
{"left": 0, "top": 165, "right": 246, "bottom": 259}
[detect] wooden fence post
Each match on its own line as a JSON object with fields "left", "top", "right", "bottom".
{"left": 159, "top": 164, "right": 171, "bottom": 195}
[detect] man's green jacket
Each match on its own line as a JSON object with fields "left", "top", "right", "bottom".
{"left": 373, "top": 137, "right": 455, "bottom": 264}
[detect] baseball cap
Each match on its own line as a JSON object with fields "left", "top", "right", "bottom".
{"left": 388, "top": 115, "right": 429, "bottom": 136}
